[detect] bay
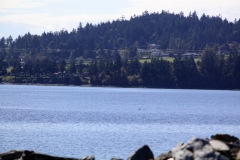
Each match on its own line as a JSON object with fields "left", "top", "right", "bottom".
{"left": 0, "top": 85, "right": 240, "bottom": 160}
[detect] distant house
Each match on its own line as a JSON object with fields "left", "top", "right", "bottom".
{"left": 148, "top": 44, "right": 161, "bottom": 57}
{"left": 137, "top": 49, "right": 146, "bottom": 54}
{"left": 148, "top": 44, "right": 160, "bottom": 49}
{"left": 150, "top": 49, "right": 161, "bottom": 57}
{"left": 54, "top": 71, "right": 66, "bottom": 78}
{"left": 160, "top": 53, "right": 170, "bottom": 57}
{"left": 137, "top": 49, "right": 148, "bottom": 58}
{"left": 182, "top": 53, "right": 201, "bottom": 57}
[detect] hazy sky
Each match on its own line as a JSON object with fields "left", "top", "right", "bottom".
{"left": 1, "top": 0, "right": 240, "bottom": 39}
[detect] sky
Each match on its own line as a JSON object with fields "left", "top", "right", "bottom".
{"left": 1, "top": 0, "right": 240, "bottom": 39}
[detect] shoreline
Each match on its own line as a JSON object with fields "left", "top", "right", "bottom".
{"left": 1, "top": 134, "right": 239, "bottom": 160}
{"left": 1, "top": 82, "right": 239, "bottom": 91}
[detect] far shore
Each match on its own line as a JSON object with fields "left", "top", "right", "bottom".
{"left": 1, "top": 82, "right": 240, "bottom": 91}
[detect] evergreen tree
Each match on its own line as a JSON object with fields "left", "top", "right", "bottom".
{"left": 69, "top": 59, "right": 76, "bottom": 74}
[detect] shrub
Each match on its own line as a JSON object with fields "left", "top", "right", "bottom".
{"left": 32, "top": 78, "right": 38, "bottom": 83}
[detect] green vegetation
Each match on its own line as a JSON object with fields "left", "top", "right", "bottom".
{"left": 162, "top": 57, "right": 175, "bottom": 62}
{"left": 139, "top": 59, "right": 151, "bottom": 63}
{"left": 139, "top": 57, "right": 198, "bottom": 63}
{"left": 3, "top": 76, "right": 15, "bottom": 82}
{"left": 0, "top": 11, "right": 240, "bottom": 89}
{"left": 7, "top": 66, "right": 13, "bottom": 73}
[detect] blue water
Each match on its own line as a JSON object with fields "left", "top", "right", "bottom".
{"left": 0, "top": 85, "right": 240, "bottom": 159}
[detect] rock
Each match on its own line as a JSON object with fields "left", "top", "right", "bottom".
{"left": 18, "top": 151, "right": 35, "bottom": 160}
{"left": 167, "top": 137, "right": 231, "bottom": 160}
{"left": 0, "top": 150, "right": 80, "bottom": 160}
{"left": 127, "top": 145, "right": 154, "bottom": 160}
{"left": 1, "top": 134, "right": 239, "bottom": 160}
{"left": 172, "top": 149, "right": 193, "bottom": 160}
{"left": 235, "top": 140, "right": 240, "bottom": 146}
{"left": 209, "top": 140, "right": 230, "bottom": 151}
{"left": 19, "top": 151, "right": 68, "bottom": 160}
{"left": 0, "top": 150, "right": 25, "bottom": 160}
{"left": 171, "top": 142, "right": 184, "bottom": 153}
{"left": 236, "top": 150, "right": 240, "bottom": 160}
{"left": 194, "top": 149, "right": 228, "bottom": 160}
{"left": 229, "top": 147, "right": 240, "bottom": 160}
{"left": 193, "top": 144, "right": 216, "bottom": 160}
{"left": 31, "top": 153, "right": 55, "bottom": 160}
{"left": 211, "top": 134, "right": 239, "bottom": 143}
{"left": 80, "top": 156, "right": 95, "bottom": 160}
{"left": 155, "top": 152, "right": 172, "bottom": 160}
{"left": 184, "top": 138, "right": 209, "bottom": 152}
{"left": 170, "top": 142, "right": 193, "bottom": 160}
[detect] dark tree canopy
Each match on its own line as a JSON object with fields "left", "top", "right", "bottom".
{"left": 0, "top": 11, "right": 240, "bottom": 89}
{"left": 2, "top": 10, "right": 240, "bottom": 53}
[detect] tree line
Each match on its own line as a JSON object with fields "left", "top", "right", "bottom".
{"left": 89, "top": 46, "right": 240, "bottom": 89}
{"left": 1, "top": 10, "right": 240, "bottom": 56}
{"left": 0, "top": 10, "right": 240, "bottom": 89}
{"left": 1, "top": 46, "right": 240, "bottom": 89}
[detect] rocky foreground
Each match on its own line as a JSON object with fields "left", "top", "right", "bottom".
{"left": 1, "top": 134, "right": 240, "bottom": 160}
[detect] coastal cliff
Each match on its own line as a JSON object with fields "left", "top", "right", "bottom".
{"left": 1, "top": 134, "right": 240, "bottom": 160}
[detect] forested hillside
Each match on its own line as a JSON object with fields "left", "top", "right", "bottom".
{"left": 0, "top": 11, "right": 240, "bottom": 89}
{"left": 2, "top": 11, "right": 240, "bottom": 52}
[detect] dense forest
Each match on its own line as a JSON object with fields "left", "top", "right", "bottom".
{"left": 0, "top": 11, "right": 240, "bottom": 89}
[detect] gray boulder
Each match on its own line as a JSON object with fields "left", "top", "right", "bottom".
{"left": 161, "top": 137, "right": 232, "bottom": 160}
{"left": 236, "top": 150, "right": 240, "bottom": 160}
{"left": 184, "top": 138, "right": 209, "bottom": 152}
{"left": 209, "top": 140, "right": 230, "bottom": 151}
{"left": 0, "top": 150, "right": 80, "bottom": 160}
{"left": 127, "top": 145, "right": 154, "bottom": 160}
{"left": 171, "top": 142, "right": 193, "bottom": 160}
{"left": 172, "top": 149, "right": 193, "bottom": 160}
{"left": 194, "top": 144, "right": 228, "bottom": 160}
{"left": 80, "top": 156, "right": 95, "bottom": 160}
{"left": 18, "top": 150, "right": 35, "bottom": 160}
{"left": 0, "top": 150, "right": 25, "bottom": 160}
{"left": 211, "top": 134, "right": 239, "bottom": 143}
{"left": 155, "top": 152, "right": 172, "bottom": 160}
{"left": 171, "top": 142, "right": 184, "bottom": 153}
{"left": 235, "top": 140, "right": 240, "bottom": 146}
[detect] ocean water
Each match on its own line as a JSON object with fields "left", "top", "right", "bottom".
{"left": 0, "top": 85, "right": 240, "bottom": 159}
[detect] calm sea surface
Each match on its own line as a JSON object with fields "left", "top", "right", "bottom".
{"left": 0, "top": 85, "right": 240, "bottom": 159}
